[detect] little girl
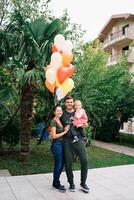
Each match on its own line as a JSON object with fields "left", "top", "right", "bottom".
{"left": 71, "top": 100, "right": 88, "bottom": 143}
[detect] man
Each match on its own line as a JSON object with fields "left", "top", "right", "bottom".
{"left": 61, "top": 96, "right": 89, "bottom": 193}
{"left": 36, "top": 116, "right": 49, "bottom": 145}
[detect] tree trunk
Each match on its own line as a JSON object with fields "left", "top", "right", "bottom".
{"left": 0, "top": 135, "right": 2, "bottom": 151}
{"left": 20, "top": 82, "right": 34, "bottom": 163}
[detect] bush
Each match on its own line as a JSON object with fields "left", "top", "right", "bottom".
{"left": 119, "top": 132, "right": 134, "bottom": 146}
{"left": 73, "top": 43, "right": 134, "bottom": 142}
{"left": 85, "top": 125, "right": 92, "bottom": 146}
{"left": 1, "top": 117, "right": 20, "bottom": 150}
{"left": 94, "top": 116, "right": 120, "bottom": 142}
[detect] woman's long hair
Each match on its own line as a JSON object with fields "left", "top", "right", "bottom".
{"left": 51, "top": 105, "right": 62, "bottom": 119}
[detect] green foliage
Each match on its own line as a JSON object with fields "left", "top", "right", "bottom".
{"left": 33, "top": 84, "right": 54, "bottom": 127}
{"left": 1, "top": 118, "right": 20, "bottom": 150}
{"left": 60, "top": 9, "right": 85, "bottom": 47}
{"left": 0, "top": 7, "right": 60, "bottom": 151}
{"left": 85, "top": 125, "right": 92, "bottom": 146}
{"left": 0, "top": 2, "right": 86, "bottom": 153}
{"left": 0, "top": 0, "right": 53, "bottom": 27}
{"left": 0, "top": 9, "right": 61, "bottom": 95}
{"left": 73, "top": 42, "right": 134, "bottom": 142}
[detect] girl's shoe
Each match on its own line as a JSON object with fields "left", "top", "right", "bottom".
{"left": 53, "top": 185, "right": 66, "bottom": 192}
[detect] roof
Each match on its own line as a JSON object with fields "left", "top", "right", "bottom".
{"left": 99, "top": 13, "right": 134, "bottom": 42}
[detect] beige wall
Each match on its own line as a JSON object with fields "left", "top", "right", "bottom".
{"left": 105, "top": 19, "right": 134, "bottom": 65}
{"left": 122, "top": 120, "right": 134, "bottom": 134}
{"left": 104, "top": 18, "right": 134, "bottom": 43}
{"left": 129, "top": 63, "right": 134, "bottom": 73}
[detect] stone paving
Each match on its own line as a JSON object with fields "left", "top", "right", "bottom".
{"left": 93, "top": 140, "right": 134, "bottom": 157}
{"left": 0, "top": 164, "right": 134, "bottom": 200}
{"left": 0, "top": 169, "right": 11, "bottom": 177}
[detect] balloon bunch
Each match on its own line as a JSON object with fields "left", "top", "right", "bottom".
{"left": 45, "top": 34, "right": 75, "bottom": 101}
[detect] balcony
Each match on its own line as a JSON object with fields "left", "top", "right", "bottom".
{"left": 107, "top": 49, "right": 134, "bottom": 66}
{"left": 103, "top": 29, "right": 134, "bottom": 50}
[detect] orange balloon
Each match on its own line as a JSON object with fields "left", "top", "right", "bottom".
{"left": 57, "top": 64, "right": 75, "bottom": 84}
{"left": 45, "top": 80, "right": 56, "bottom": 93}
{"left": 62, "top": 52, "right": 73, "bottom": 66}
{"left": 52, "top": 44, "right": 58, "bottom": 53}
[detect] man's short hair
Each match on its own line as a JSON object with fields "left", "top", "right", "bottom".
{"left": 65, "top": 96, "right": 74, "bottom": 102}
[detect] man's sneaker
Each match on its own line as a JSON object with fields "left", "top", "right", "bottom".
{"left": 72, "top": 136, "right": 79, "bottom": 143}
{"left": 69, "top": 184, "right": 75, "bottom": 192}
{"left": 80, "top": 183, "right": 90, "bottom": 193}
{"left": 53, "top": 185, "right": 66, "bottom": 192}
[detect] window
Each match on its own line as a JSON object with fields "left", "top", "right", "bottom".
{"left": 122, "top": 24, "right": 129, "bottom": 35}
{"left": 110, "top": 33, "right": 113, "bottom": 40}
{"left": 122, "top": 46, "right": 129, "bottom": 55}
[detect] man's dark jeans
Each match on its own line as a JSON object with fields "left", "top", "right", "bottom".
{"left": 51, "top": 140, "right": 64, "bottom": 187}
{"left": 64, "top": 138, "right": 88, "bottom": 185}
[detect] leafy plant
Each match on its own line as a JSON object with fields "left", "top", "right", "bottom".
{"left": 73, "top": 41, "right": 134, "bottom": 142}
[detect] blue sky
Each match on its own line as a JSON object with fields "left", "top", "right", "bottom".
{"left": 50, "top": 0, "right": 134, "bottom": 42}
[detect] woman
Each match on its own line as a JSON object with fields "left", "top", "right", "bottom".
{"left": 50, "top": 105, "right": 70, "bottom": 192}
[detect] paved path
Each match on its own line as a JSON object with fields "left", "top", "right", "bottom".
{"left": 93, "top": 140, "right": 134, "bottom": 157}
{"left": 0, "top": 164, "right": 134, "bottom": 200}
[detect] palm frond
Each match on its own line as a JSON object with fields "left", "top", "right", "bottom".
{"left": 0, "top": 86, "right": 17, "bottom": 102}
{"left": 44, "top": 18, "right": 61, "bottom": 39}
{"left": 30, "top": 18, "right": 50, "bottom": 43}
{"left": 22, "top": 68, "right": 44, "bottom": 85}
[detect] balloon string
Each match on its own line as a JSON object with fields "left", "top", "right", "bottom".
{"left": 53, "top": 90, "right": 58, "bottom": 106}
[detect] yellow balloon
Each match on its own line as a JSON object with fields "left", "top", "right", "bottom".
{"left": 56, "top": 79, "right": 61, "bottom": 87}
{"left": 61, "top": 78, "right": 74, "bottom": 94}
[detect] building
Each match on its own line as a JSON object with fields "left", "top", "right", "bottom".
{"left": 98, "top": 13, "right": 134, "bottom": 134}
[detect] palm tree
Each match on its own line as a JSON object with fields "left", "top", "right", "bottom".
{"left": 0, "top": 10, "right": 61, "bottom": 162}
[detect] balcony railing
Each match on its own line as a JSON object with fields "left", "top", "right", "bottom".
{"left": 104, "top": 30, "right": 126, "bottom": 44}
{"left": 103, "top": 28, "right": 133, "bottom": 48}
{"left": 107, "top": 50, "right": 134, "bottom": 65}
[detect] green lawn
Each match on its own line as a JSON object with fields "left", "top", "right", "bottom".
{"left": 0, "top": 141, "right": 134, "bottom": 176}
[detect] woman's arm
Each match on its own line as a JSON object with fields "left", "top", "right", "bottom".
{"left": 51, "top": 126, "right": 69, "bottom": 140}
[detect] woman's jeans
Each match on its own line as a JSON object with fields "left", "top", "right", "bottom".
{"left": 51, "top": 140, "right": 64, "bottom": 187}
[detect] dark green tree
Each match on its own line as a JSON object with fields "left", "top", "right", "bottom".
{"left": 0, "top": 8, "right": 62, "bottom": 161}
{"left": 73, "top": 41, "right": 134, "bottom": 142}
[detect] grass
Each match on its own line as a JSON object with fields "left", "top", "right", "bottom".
{"left": 0, "top": 140, "right": 134, "bottom": 176}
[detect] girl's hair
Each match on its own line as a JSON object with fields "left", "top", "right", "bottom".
{"left": 74, "top": 99, "right": 82, "bottom": 104}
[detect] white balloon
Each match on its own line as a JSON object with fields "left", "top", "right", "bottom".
{"left": 45, "top": 68, "right": 56, "bottom": 84}
{"left": 56, "top": 87, "right": 65, "bottom": 101}
{"left": 54, "top": 34, "right": 65, "bottom": 51}
{"left": 62, "top": 40, "right": 73, "bottom": 54}
{"left": 66, "top": 40, "right": 73, "bottom": 50}
{"left": 50, "top": 52, "right": 62, "bottom": 69}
